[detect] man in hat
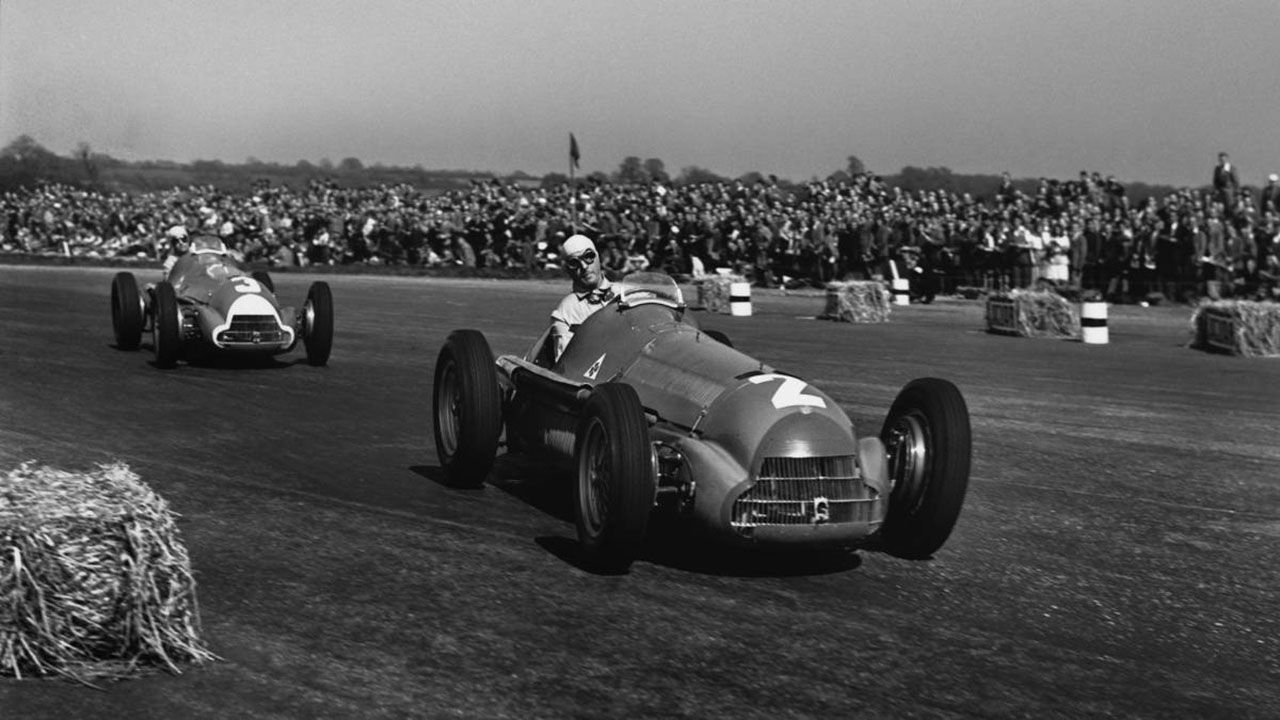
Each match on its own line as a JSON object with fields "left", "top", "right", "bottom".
{"left": 549, "top": 233, "right": 613, "bottom": 361}
{"left": 1260, "top": 174, "right": 1280, "bottom": 216}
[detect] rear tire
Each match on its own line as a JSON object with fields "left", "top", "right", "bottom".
{"left": 152, "top": 281, "right": 181, "bottom": 369}
{"left": 878, "top": 377, "right": 971, "bottom": 559}
{"left": 573, "top": 382, "right": 655, "bottom": 574}
{"left": 432, "top": 330, "right": 503, "bottom": 488}
{"left": 111, "top": 272, "right": 143, "bottom": 350}
{"left": 302, "top": 281, "right": 333, "bottom": 366}
{"left": 251, "top": 270, "right": 275, "bottom": 294}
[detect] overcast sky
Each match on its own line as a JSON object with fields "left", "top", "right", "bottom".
{"left": 2, "top": 1, "right": 1277, "bottom": 187}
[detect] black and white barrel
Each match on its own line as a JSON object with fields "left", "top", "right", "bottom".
{"left": 1081, "top": 301, "right": 1108, "bottom": 344}
{"left": 729, "top": 281, "right": 753, "bottom": 316}
{"left": 891, "top": 278, "right": 910, "bottom": 306}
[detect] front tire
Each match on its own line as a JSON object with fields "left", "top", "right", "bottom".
{"left": 111, "top": 271, "right": 143, "bottom": 350}
{"left": 573, "top": 382, "right": 655, "bottom": 574}
{"left": 152, "top": 281, "right": 181, "bottom": 369}
{"left": 302, "top": 281, "right": 333, "bottom": 366}
{"left": 878, "top": 377, "right": 971, "bottom": 559}
{"left": 432, "top": 330, "right": 503, "bottom": 488}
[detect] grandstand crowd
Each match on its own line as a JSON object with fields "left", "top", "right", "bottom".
{"left": 4, "top": 160, "right": 1279, "bottom": 303}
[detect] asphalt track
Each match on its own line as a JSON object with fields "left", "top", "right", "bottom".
{"left": 1, "top": 264, "right": 1278, "bottom": 719}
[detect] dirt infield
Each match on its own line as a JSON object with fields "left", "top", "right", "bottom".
{"left": 2, "top": 265, "right": 1278, "bottom": 718}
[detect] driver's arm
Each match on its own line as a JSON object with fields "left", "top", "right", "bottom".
{"left": 550, "top": 317, "right": 572, "bottom": 361}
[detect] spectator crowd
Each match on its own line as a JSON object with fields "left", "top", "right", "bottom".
{"left": 4, "top": 155, "right": 1279, "bottom": 303}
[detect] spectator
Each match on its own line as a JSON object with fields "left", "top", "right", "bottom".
{"left": 1213, "top": 152, "right": 1240, "bottom": 218}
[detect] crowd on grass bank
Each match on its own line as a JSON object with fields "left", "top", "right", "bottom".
{"left": 4, "top": 154, "right": 1279, "bottom": 303}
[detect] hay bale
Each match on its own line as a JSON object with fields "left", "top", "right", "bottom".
{"left": 820, "top": 281, "right": 891, "bottom": 323}
{"left": 696, "top": 274, "right": 747, "bottom": 314}
{"left": 1, "top": 462, "right": 214, "bottom": 681}
{"left": 986, "top": 290, "right": 1080, "bottom": 339}
{"left": 1190, "top": 300, "right": 1280, "bottom": 357}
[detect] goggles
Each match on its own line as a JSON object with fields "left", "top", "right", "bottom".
{"left": 564, "top": 249, "right": 597, "bottom": 271}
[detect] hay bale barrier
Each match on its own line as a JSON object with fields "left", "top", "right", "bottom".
{"left": 696, "top": 274, "right": 747, "bottom": 314}
{"left": 1, "top": 462, "right": 214, "bottom": 681}
{"left": 1190, "top": 300, "right": 1280, "bottom": 357}
{"left": 821, "top": 281, "right": 891, "bottom": 323}
{"left": 985, "top": 290, "right": 1081, "bottom": 339}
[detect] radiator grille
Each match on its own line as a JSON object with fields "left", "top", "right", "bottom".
{"left": 732, "top": 455, "right": 881, "bottom": 527}
{"left": 219, "top": 314, "right": 285, "bottom": 344}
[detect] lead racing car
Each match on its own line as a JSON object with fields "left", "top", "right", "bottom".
{"left": 433, "top": 271, "right": 970, "bottom": 572}
{"left": 110, "top": 235, "right": 334, "bottom": 368}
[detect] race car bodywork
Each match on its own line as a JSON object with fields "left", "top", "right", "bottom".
{"left": 433, "top": 272, "right": 971, "bottom": 572}
{"left": 110, "top": 235, "right": 334, "bottom": 368}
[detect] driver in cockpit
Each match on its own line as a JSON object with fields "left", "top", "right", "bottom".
{"left": 549, "top": 234, "right": 614, "bottom": 361}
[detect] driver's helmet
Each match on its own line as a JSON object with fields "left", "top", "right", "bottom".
{"left": 189, "top": 235, "right": 228, "bottom": 255}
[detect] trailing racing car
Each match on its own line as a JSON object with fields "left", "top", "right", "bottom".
{"left": 432, "top": 271, "right": 971, "bottom": 572}
{"left": 110, "top": 235, "right": 334, "bottom": 368}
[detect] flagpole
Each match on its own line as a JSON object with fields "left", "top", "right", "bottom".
{"left": 569, "top": 133, "right": 578, "bottom": 233}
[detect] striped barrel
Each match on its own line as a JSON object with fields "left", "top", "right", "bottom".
{"left": 891, "top": 278, "right": 910, "bottom": 306}
{"left": 729, "top": 282, "right": 752, "bottom": 316}
{"left": 1081, "top": 301, "right": 1108, "bottom": 344}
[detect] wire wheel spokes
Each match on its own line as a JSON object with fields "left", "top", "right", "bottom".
{"left": 436, "top": 362, "right": 461, "bottom": 458}
{"left": 887, "top": 412, "right": 929, "bottom": 511}
{"left": 580, "top": 420, "right": 612, "bottom": 536}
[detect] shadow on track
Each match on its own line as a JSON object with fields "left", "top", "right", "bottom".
{"left": 114, "top": 342, "right": 306, "bottom": 370}
{"left": 420, "top": 455, "right": 867, "bottom": 578}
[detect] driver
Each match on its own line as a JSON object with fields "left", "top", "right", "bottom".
{"left": 550, "top": 234, "right": 614, "bottom": 361}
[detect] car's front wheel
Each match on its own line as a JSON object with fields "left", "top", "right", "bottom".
{"left": 433, "top": 329, "right": 502, "bottom": 488}
{"left": 111, "top": 271, "right": 143, "bottom": 350}
{"left": 573, "top": 382, "right": 655, "bottom": 574}
{"left": 302, "top": 281, "right": 333, "bottom": 366}
{"left": 152, "top": 281, "right": 181, "bottom": 369}
{"left": 878, "top": 377, "right": 971, "bottom": 559}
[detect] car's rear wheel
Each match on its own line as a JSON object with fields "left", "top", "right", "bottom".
{"left": 111, "top": 271, "right": 143, "bottom": 350}
{"left": 433, "top": 329, "right": 503, "bottom": 488}
{"left": 251, "top": 270, "right": 275, "bottom": 294}
{"left": 152, "top": 281, "right": 181, "bottom": 369}
{"left": 573, "top": 382, "right": 655, "bottom": 574}
{"left": 302, "top": 281, "right": 333, "bottom": 366}
{"left": 878, "top": 377, "right": 971, "bottom": 559}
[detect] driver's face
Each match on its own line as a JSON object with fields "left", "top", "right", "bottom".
{"left": 565, "top": 248, "right": 601, "bottom": 286}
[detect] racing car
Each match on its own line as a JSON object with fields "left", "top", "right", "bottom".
{"left": 110, "top": 235, "right": 334, "bottom": 368}
{"left": 432, "top": 271, "right": 971, "bottom": 573}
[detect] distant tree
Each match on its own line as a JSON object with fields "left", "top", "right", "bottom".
{"left": 318, "top": 158, "right": 335, "bottom": 171}
{"left": 338, "top": 157, "right": 364, "bottom": 173}
{"left": 676, "top": 165, "right": 727, "bottom": 185}
{"left": 541, "top": 172, "right": 569, "bottom": 188}
{"left": 616, "top": 156, "right": 647, "bottom": 184}
{"left": 847, "top": 154, "right": 866, "bottom": 176}
{"left": 737, "top": 171, "right": 765, "bottom": 186}
{"left": 827, "top": 170, "right": 852, "bottom": 184}
{"left": 643, "top": 158, "right": 669, "bottom": 184}
{"left": 296, "top": 159, "right": 316, "bottom": 171}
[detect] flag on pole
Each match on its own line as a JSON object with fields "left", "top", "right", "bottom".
{"left": 569, "top": 133, "right": 581, "bottom": 170}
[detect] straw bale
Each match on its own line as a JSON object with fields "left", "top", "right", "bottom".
{"left": 696, "top": 274, "right": 747, "bottom": 314}
{"left": 820, "top": 281, "right": 892, "bottom": 323}
{"left": 1190, "top": 300, "right": 1280, "bottom": 357}
{"left": 1, "top": 462, "right": 215, "bottom": 682}
{"left": 986, "top": 290, "right": 1080, "bottom": 339}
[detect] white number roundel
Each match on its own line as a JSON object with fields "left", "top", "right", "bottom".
{"left": 747, "top": 373, "right": 826, "bottom": 409}
{"left": 232, "top": 276, "right": 262, "bottom": 294}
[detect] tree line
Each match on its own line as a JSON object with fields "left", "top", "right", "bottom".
{"left": 0, "top": 134, "right": 1186, "bottom": 206}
